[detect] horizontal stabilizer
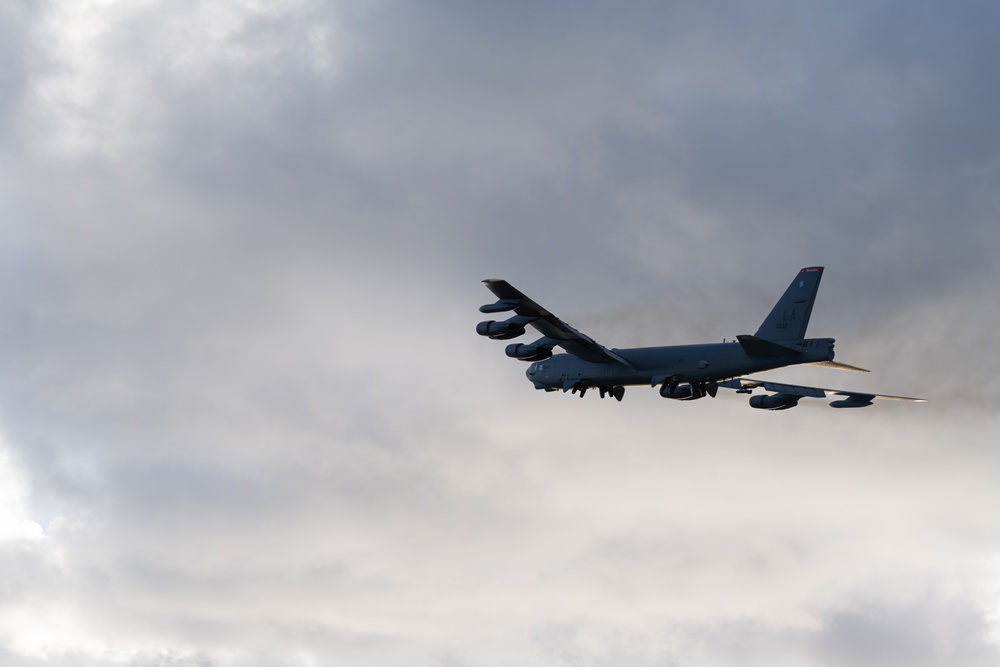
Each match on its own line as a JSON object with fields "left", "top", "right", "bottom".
{"left": 737, "top": 335, "right": 802, "bottom": 358}
{"left": 809, "top": 360, "right": 870, "bottom": 373}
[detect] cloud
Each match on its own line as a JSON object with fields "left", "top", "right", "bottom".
{"left": 1, "top": 0, "right": 1000, "bottom": 665}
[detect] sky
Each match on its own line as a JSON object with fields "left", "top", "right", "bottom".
{"left": 1, "top": 0, "right": 999, "bottom": 665}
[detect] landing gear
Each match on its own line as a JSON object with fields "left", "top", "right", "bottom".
{"left": 658, "top": 378, "right": 719, "bottom": 400}
{"left": 705, "top": 381, "right": 718, "bottom": 398}
{"left": 659, "top": 376, "right": 684, "bottom": 399}
{"left": 690, "top": 381, "right": 719, "bottom": 399}
{"left": 568, "top": 382, "right": 624, "bottom": 401}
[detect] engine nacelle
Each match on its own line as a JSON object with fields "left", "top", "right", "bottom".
{"left": 476, "top": 315, "right": 538, "bottom": 340}
{"left": 479, "top": 298, "right": 521, "bottom": 314}
{"left": 505, "top": 344, "right": 553, "bottom": 361}
{"left": 830, "top": 395, "right": 874, "bottom": 408}
{"left": 749, "top": 393, "right": 801, "bottom": 410}
{"left": 659, "top": 383, "right": 694, "bottom": 400}
{"left": 476, "top": 320, "right": 526, "bottom": 340}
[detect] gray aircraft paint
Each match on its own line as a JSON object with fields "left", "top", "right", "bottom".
{"left": 755, "top": 266, "right": 823, "bottom": 340}
{"left": 478, "top": 267, "right": 924, "bottom": 409}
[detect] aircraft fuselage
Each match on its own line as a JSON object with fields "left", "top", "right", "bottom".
{"left": 481, "top": 268, "right": 924, "bottom": 407}
{"left": 526, "top": 338, "right": 836, "bottom": 392}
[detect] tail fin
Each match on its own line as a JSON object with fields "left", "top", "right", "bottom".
{"left": 754, "top": 267, "right": 823, "bottom": 341}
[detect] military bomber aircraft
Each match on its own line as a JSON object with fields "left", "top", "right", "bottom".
{"left": 476, "top": 267, "right": 925, "bottom": 409}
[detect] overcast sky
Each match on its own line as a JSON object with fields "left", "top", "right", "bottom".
{"left": 1, "top": 1, "right": 999, "bottom": 665}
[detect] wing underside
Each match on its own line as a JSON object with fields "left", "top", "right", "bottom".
{"left": 718, "top": 377, "right": 926, "bottom": 405}
{"left": 481, "top": 279, "right": 633, "bottom": 367}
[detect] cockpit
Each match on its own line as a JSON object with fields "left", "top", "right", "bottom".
{"left": 526, "top": 361, "right": 552, "bottom": 386}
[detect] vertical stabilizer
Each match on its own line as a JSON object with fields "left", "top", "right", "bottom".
{"left": 754, "top": 267, "right": 823, "bottom": 341}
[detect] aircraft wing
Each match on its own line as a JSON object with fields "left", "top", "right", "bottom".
{"left": 481, "top": 279, "right": 634, "bottom": 367}
{"left": 718, "top": 377, "right": 926, "bottom": 407}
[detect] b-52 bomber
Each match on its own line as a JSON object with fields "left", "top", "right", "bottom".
{"left": 477, "top": 267, "right": 925, "bottom": 409}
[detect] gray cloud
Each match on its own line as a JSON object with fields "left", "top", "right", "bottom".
{"left": 1, "top": 0, "right": 999, "bottom": 665}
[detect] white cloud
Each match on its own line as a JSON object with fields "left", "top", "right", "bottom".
{"left": 24, "top": 0, "right": 352, "bottom": 161}
{"left": 0, "top": 446, "right": 44, "bottom": 542}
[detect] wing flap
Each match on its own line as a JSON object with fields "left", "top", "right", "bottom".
{"left": 736, "top": 335, "right": 803, "bottom": 358}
